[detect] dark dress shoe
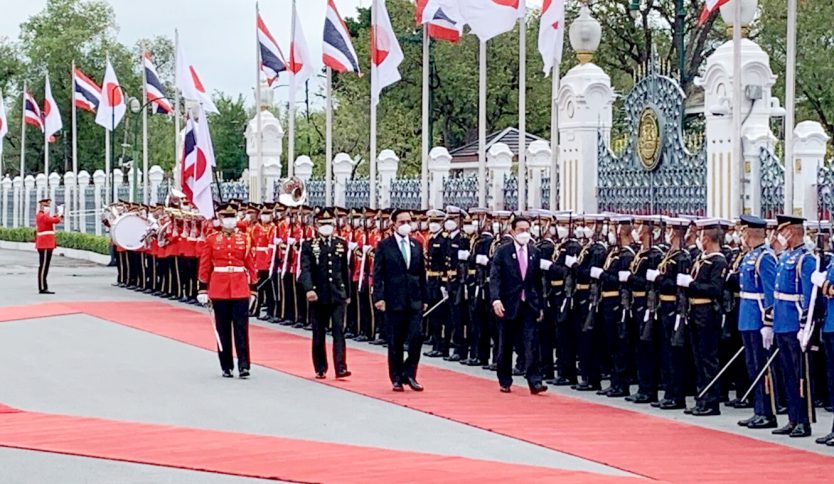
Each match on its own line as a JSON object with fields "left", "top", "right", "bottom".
{"left": 596, "top": 387, "right": 612, "bottom": 396}
{"left": 403, "top": 377, "right": 424, "bottom": 392}
{"left": 737, "top": 415, "right": 758, "bottom": 427}
{"left": 500, "top": 386, "right": 511, "bottom": 393}
{"left": 531, "top": 383, "right": 548, "bottom": 395}
{"left": 789, "top": 423, "right": 811, "bottom": 438}
{"left": 827, "top": 439, "right": 834, "bottom": 447}
{"left": 691, "top": 407, "right": 720, "bottom": 416}
{"left": 486, "top": 363, "right": 498, "bottom": 371}
{"left": 575, "top": 382, "right": 601, "bottom": 392}
{"left": 354, "top": 335, "right": 370, "bottom": 342}
{"left": 239, "top": 369, "right": 250, "bottom": 379}
{"left": 336, "top": 370, "right": 351, "bottom": 379}
{"left": 772, "top": 423, "right": 796, "bottom": 435}
{"left": 222, "top": 370, "right": 234, "bottom": 378}
{"left": 684, "top": 407, "right": 697, "bottom": 415}
{"left": 815, "top": 432, "right": 834, "bottom": 444}
{"left": 734, "top": 399, "right": 752, "bottom": 409}
{"left": 630, "top": 393, "right": 657, "bottom": 404}
{"left": 776, "top": 406, "right": 788, "bottom": 415}
{"left": 293, "top": 322, "right": 304, "bottom": 328}
{"left": 39, "top": 290, "right": 55, "bottom": 295}
{"left": 552, "top": 377, "right": 575, "bottom": 386}
{"left": 392, "top": 382, "right": 404, "bottom": 392}
{"left": 512, "top": 368, "right": 524, "bottom": 376}
{"left": 315, "top": 372, "right": 326, "bottom": 379}
{"left": 344, "top": 332, "right": 356, "bottom": 339}
{"left": 658, "top": 400, "right": 686, "bottom": 410}
{"left": 423, "top": 350, "right": 444, "bottom": 358}
{"left": 446, "top": 354, "right": 462, "bottom": 362}
{"left": 747, "top": 416, "right": 778, "bottom": 429}
{"left": 651, "top": 400, "right": 663, "bottom": 408}
{"left": 625, "top": 393, "right": 641, "bottom": 402}
{"left": 606, "top": 388, "right": 630, "bottom": 398}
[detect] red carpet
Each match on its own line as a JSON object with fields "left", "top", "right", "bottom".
{"left": 0, "top": 405, "right": 627, "bottom": 483}
{"left": 0, "top": 302, "right": 78, "bottom": 323}
{"left": 4, "top": 302, "right": 834, "bottom": 482}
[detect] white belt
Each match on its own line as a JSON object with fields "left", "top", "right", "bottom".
{"left": 213, "top": 266, "right": 246, "bottom": 273}
{"left": 254, "top": 248, "right": 270, "bottom": 252}
{"left": 739, "top": 292, "right": 763, "bottom": 301}
{"left": 774, "top": 292, "right": 800, "bottom": 302}
{"left": 37, "top": 231, "right": 55, "bottom": 236}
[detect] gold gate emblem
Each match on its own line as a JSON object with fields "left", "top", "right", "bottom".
{"left": 637, "top": 108, "right": 662, "bottom": 170}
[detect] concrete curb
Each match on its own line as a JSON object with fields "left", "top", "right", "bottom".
{"left": 0, "top": 241, "right": 111, "bottom": 266}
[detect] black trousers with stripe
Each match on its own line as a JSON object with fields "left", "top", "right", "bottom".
{"left": 38, "top": 249, "right": 53, "bottom": 292}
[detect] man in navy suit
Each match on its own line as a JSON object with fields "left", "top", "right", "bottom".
{"left": 373, "top": 209, "right": 428, "bottom": 392}
{"left": 490, "top": 216, "right": 548, "bottom": 394}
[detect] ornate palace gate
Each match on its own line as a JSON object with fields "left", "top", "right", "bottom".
{"left": 598, "top": 56, "right": 707, "bottom": 215}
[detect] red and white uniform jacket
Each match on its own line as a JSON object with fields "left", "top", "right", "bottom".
{"left": 198, "top": 229, "right": 257, "bottom": 300}
{"left": 35, "top": 212, "right": 61, "bottom": 250}
{"left": 251, "top": 222, "right": 276, "bottom": 271}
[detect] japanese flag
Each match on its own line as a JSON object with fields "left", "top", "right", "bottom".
{"left": 538, "top": 0, "right": 565, "bottom": 76}
{"left": 371, "top": 0, "right": 404, "bottom": 105}
{"left": 95, "top": 60, "right": 126, "bottom": 131}
{"left": 288, "top": 7, "right": 315, "bottom": 91}
{"left": 175, "top": 42, "right": 219, "bottom": 114}
{"left": 43, "top": 73, "right": 63, "bottom": 140}
{"left": 458, "top": 0, "right": 523, "bottom": 43}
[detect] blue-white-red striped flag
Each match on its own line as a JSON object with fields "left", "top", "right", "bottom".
{"left": 73, "top": 68, "right": 102, "bottom": 113}
{"left": 323, "top": 0, "right": 360, "bottom": 73}
{"left": 257, "top": 14, "right": 287, "bottom": 86}
{"left": 144, "top": 52, "right": 172, "bottom": 114}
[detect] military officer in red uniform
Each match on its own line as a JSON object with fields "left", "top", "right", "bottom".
{"left": 197, "top": 204, "right": 258, "bottom": 379}
{"left": 251, "top": 204, "right": 277, "bottom": 320}
{"left": 35, "top": 198, "right": 63, "bottom": 294}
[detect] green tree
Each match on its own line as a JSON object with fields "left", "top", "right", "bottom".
{"left": 210, "top": 94, "right": 249, "bottom": 179}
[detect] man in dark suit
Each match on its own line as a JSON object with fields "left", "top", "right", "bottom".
{"left": 300, "top": 208, "right": 352, "bottom": 380}
{"left": 490, "top": 216, "right": 548, "bottom": 394}
{"left": 373, "top": 209, "right": 428, "bottom": 392}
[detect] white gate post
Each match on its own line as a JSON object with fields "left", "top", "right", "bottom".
{"left": 24, "top": 175, "right": 35, "bottom": 227}
{"left": 93, "top": 170, "right": 106, "bottom": 236}
{"left": 792, "top": 121, "right": 829, "bottom": 218}
{"left": 526, "top": 140, "right": 551, "bottom": 209}
{"left": 12, "top": 176, "right": 22, "bottom": 228}
{"left": 77, "top": 170, "right": 90, "bottom": 234}
{"left": 377, "top": 150, "right": 400, "bottom": 209}
{"left": 487, "top": 143, "right": 513, "bottom": 210}
{"left": 332, "top": 153, "right": 355, "bottom": 208}
{"left": 428, "top": 147, "right": 452, "bottom": 210}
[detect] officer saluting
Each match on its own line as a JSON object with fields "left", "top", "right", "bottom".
{"left": 300, "top": 208, "right": 352, "bottom": 380}
{"left": 770, "top": 214, "right": 816, "bottom": 437}
{"left": 35, "top": 198, "right": 63, "bottom": 294}
{"left": 197, "top": 204, "right": 258, "bottom": 379}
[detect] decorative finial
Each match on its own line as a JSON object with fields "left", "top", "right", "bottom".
{"left": 719, "top": 0, "right": 758, "bottom": 39}
{"left": 569, "top": 3, "right": 601, "bottom": 64}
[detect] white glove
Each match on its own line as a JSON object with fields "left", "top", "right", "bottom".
{"left": 273, "top": 237, "right": 283, "bottom": 246}
{"left": 362, "top": 245, "right": 372, "bottom": 253}
{"left": 618, "top": 271, "right": 631, "bottom": 282}
{"left": 348, "top": 241, "right": 358, "bottom": 252}
{"left": 249, "top": 294, "right": 257, "bottom": 311}
{"left": 197, "top": 293, "right": 209, "bottom": 305}
{"left": 540, "top": 259, "right": 553, "bottom": 271}
{"left": 287, "top": 237, "right": 297, "bottom": 246}
{"left": 440, "top": 287, "right": 449, "bottom": 300}
{"left": 476, "top": 254, "right": 489, "bottom": 266}
{"left": 564, "top": 255, "right": 577, "bottom": 268}
{"left": 811, "top": 271, "right": 827, "bottom": 288}
{"left": 646, "top": 269, "right": 659, "bottom": 282}
{"left": 590, "top": 267, "right": 603, "bottom": 279}
{"left": 57, "top": 204, "right": 65, "bottom": 216}
{"left": 760, "top": 326, "right": 774, "bottom": 350}
{"left": 676, "top": 274, "right": 693, "bottom": 288}
{"left": 458, "top": 250, "right": 470, "bottom": 261}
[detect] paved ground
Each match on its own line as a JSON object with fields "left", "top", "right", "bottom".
{"left": 0, "top": 248, "right": 832, "bottom": 483}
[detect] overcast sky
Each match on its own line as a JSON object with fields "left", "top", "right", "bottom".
{"left": 1, "top": 0, "right": 545, "bottom": 106}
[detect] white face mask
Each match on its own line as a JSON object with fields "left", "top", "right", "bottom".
{"left": 776, "top": 234, "right": 788, "bottom": 247}
{"left": 397, "top": 223, "right": 412, "bottom": 237}
{"left": 353, "top": 219, "right": 362, "bottom": 228}
{"left": 664, "top": 231, "right": 673, "bottom": 245}
{"left": 463, "top": 224, "right": 476, "bottom": 235}
{"left": 429, "top": 222, "right": 442, "bottom": 234}
{"left": 531, "top": 225, "right": 541, "bottom": 238}
{"left": 803, "top": 235, "right": 815, "bottom": 250}
{"left": 631, "top": 229, "right": 641, "bottom": 243}
{"left": 420, "top": 221, "right": 428, "bottom": 230}
{"left": 212, "top": 219, "right": 221, "bottom": 228}
{"left": 696, "top": 238, "right": 704, "bottom": 251}
{"left": 260, "top": 215, "right": 272, "bottom": 223}
{"left": 549, "top": 226, "right": 557, "bottom": 236}
{"left": 607, "top": 233, "right": 617, "bottom": 246}
{"left": 444, "top": 220, "right": 458, "bottom": 232}
{"left": 409, "top": 221, "right": 418, "bottom": 232}
{"left": 42, "top": 205, "right": 51, "bottom": 212}
{"left": 492, "top": 222, "right": 501, "bottom": 234}
{"left": 725, "top": 233, "right": 734, "bottom": 245}
{"left": 515, "top": 231, "right": 531, "bottom": 245}
{"left": 556, "top": 226, "right": 569, "bottom": 240}
{"left": 318, "top": 224, "right": 334, "bottom": 237}
{"left": 221, "top": 218, "right": 237, "bottom": 230}
{"left": 653, "top": 227, "right": 662, "bottom": 240}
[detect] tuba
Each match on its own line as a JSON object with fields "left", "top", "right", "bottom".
{"left": 277, "top": 176, "right": 307, "bottom": 207}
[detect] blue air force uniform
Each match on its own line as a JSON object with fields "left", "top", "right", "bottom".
{"left": 770, "top": 215, "right": 816, "bottom": 435}
{"left": 736, "top": 215, "right": 778, "bottom": 425}
{"left": 815, "top": 252, "right": 834, "bottom": 441}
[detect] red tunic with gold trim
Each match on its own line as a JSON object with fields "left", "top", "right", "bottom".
{"left": 251, "top": 222, "right": 276, "bottom": 271}
{"left": 198, "top": 229, "right": 257, "bottom": 300}
{"left": 351, "top": 227, "right": 366, "bottom": 283}
{"left": 35, "top": 212, "right": 61, "bottom": 250}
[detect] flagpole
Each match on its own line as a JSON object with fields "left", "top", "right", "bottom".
{"left": 174, "top": 29, "right": 182, "bottom": 192}
{"left": 517, "top": 1, "right": 527, "bottom": 211}
{"left": 71, "top": 62, "right": 78, "bottom": 230}
{"left": 421, "top": 26, "right": 429, "bottom": 209}
{"left": 730, "top": 0, "right": 742, "bottom": 217}
{"left": 19, "top": 83, "right": 26, "bottom": 226}
{"left": 550, "top": 67, "right": 559, "bottom": 211}
{"left": 288, "top": 0, "right": 297, "bottom": 178}
{"left": 141, "top": 45, "right": 149, "bottom": 204}
{"left": 44, "top": 74, "right": 50, "bottom": 180}
{"left": 478, "top": 40, "right": 486, "bottom": 208}
{"left": 325, "top": 66, "right": 333, "bottom": 206}
{"left": 255, "top": 1, "right": 264, "bottom": 203}
{"left": 369, "top": 0, "right": 378, "bottom": 209}
{"left": 783, "top": 0, "right": 797, "bottom": 214}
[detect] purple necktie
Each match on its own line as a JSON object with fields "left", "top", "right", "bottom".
{"left": 518, "top": 244, "right": 527, "bottom": 301}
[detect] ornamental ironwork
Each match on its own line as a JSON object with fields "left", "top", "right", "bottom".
{"left": 818, "top": 159, "right": 834, "bottom": 220}
{"left": 759, "top": 146, "right": 785, "bottom": 219}
{"left": 306, "top": 180, "right": 327, "bottom": 208}
{"left": 345, "top": 179, "right": 370, "bottom": 209}
{"left": 598, "top": 53, "right": 706, "bottom": 215}
{"left": 503, "top": 174, "right": 518, "bottom": 211}
{"left": 442, "top": 175, "right": 479, "bottom": 210}
{"left": 390, "top": 177, "right": 422, "bottom": 210}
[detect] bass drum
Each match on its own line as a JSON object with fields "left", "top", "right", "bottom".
{"left": 111, "top": 213, "right": 151, "bottom": 250}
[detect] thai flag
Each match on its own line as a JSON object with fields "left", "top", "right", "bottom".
{"left": 180, "top": 107, "right": 215, "bottom": 218}
{"left": 24, "top": 91, "right": 43, "bottom": 132}
{"left": 73, "top": 68, "right": 102, "bottom": 113}
{"left": 416, "top": 0, "right": 463, "bottom": 43}
{"left": 257, "top": 14, "right": 287, "bottom": 86}
{"left": 144, "top": 52, "right": 172, "bottom": 114}
{"left": 323, "top": 0, "right": 360, "bottom": 73}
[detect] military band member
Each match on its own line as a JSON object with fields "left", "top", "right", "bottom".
{"left": 444, "top": 206, "right": 470, "bottom": 362}
{"left": 35, "top": 198, "right": 63, "bottom": 294}
{"left": 300, "top": 208, "right": 352, "bottom": 379}
{"left": 733, "top": 215, "right": 779, "bottom": 429}
{"left": 573, "top": 215, "right": 609, "bottom": 391}
{"left": 251, "top": 205, "right": 277, "bottom": 320}
{"left": 677, "top": 219, "right": 728, "bottom": 416}
{"left": 811, "top": 234, "right": 834, "bottom": 445}
{"left": 550, "top": 212, "right": 583, "bottom": 385}
{"left": 769, "top": 215, "right": 815, "bottom": 437}
{"left": 424, "top": 210, "right": 451, "bottom": 358}
{"left": 197, "top": 204, "right": 258, "bottom": 379}
{"left": 535, "top": 211, "right": 559, "bottom": 383}
{"left": 367, "top": 211, "right": 386, "bottom": 345}
{"left": 466, "top": 209, "right": 495, "bottom": 367}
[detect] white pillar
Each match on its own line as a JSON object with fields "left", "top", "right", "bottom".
{"left": 487, "top": 143, "right": 513, "bottom": 210}
{"left": 526, "top": 140, "right": 551, "bottom": 209}
{"left": 245, "top": 83, "right": 283, "bottom": 204}
{"left": 48, "top": 172, "right": 60, "bottom": 219}
{"left": 428, "top": 147, "right": 452, "bottom": 210}
{"left": 295, "top": 156, "right": 314, "bottom": 184}
{"left": 792, "top": 121, "right": 829, "bottom": 218}
{"left": 24, "top": 175, "right": 35, "bottom": 227}
{"left": 1, "top": 176, "right": 10, "bottom": 227}
{"left": 12, "top": 176, "right": 22, "bottom": 228}
{"left": 63, "top": 172, "right": 76, "bottom": 231}
{"left": 377, "top": 150, "right": 399, "bottom": 209}
{"left": 148, "top": 165, "right": 164, "bottom": 205}
{"left": 77, "top": 170, "right": 90, "bottom": 234}
{"left": 262, "top": 163, "right": 282, "bottom": 203}
{"left": 128, "top": 166, "right": 141, "bottom": 202}
{"left": 741, "top": 130, "right": 776, "bottom": 217}
{"left": 93, "top": 170, "right": 106, "bottom": 236}
{"left": 35, "top": 173, "right": 47, "bottom": 204}
{"left": 332, "top": 153, "right": 354, "bottom": 208}
{"left": 112, "top": 168, "right": 123, "bottom": 202}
